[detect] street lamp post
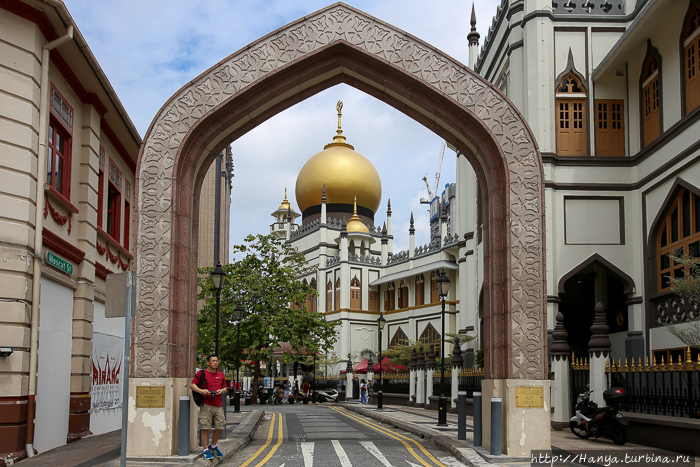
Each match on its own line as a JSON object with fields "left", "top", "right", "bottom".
{"left": 233, "top": 304, "right": 244, "bottom": 413}
{"left": 377, "top": 313, "right": 386, "bottom": 410}
{"left": 210, "top": 262, "right": 226, "bottom": 356}
{"left": 436, "top": 269, "right": 451, "bottom": 426}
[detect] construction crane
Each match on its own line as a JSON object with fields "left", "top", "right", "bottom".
{"left": 420, "top": 141, "right": 446, "bottom": 204}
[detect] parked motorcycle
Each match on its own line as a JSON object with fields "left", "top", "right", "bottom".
{"left": 314, "top": 388, "right": 339, "bottom": 403}
{"left": 570, "top": 385, "right": 629, "bottom": 445}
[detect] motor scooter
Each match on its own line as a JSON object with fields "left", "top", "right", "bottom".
{"left": 314, "top": 388, "right": 339, "bottom": 403}
{"left": 570, "top": 385, "right": 629, "bottom": 445}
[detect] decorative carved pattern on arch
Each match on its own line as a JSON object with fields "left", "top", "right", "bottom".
{"left": 136, "top": 3, "right": 545, "bottom": 379}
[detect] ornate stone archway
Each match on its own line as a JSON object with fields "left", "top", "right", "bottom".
{"left": 133, "top": 2, "right": 547, "bottom": 455}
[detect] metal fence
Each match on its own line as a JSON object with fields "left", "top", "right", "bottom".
{"left": 457, "top": 367, "right": 484, "bottom": 396}
{"left": 569, "top": 354, "right": 590, "bottom": 414}
{"left": 606, "top": 349, "right": 700, "bottom": 418}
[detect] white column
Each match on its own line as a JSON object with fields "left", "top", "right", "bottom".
{"left": 550, "top": 356, "right": 570, "bottom": 422}
{"left": 416, "top": 368, "right": 425, "bottom": 408}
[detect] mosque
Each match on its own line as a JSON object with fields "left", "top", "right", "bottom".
{"left": 269, "top": 102, "right": 477, "bottom": 370}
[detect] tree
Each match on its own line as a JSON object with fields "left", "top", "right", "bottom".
{"left": 665, "top": 253, "right": 700, "bottom": 349}
{"left": 197, "top": 234, "right": 338, "bottom": 402}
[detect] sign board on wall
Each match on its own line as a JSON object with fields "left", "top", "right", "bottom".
{"left": 46, "top": 251, "right": 72, "bottom": 275}
{"left": 91, "top": 333, "right": 124, "bottom": 411}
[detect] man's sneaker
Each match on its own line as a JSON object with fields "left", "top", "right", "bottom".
{"left": 203, "top": 449, "right": 214, "bottom": 460}
{"left": 209, "top": 445, "right": 223, "bottom": 458}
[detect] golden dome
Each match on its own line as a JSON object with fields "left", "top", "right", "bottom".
{"left": 295, "top": 101, "right": 382, "bottom": 214}
{"left": 277, "top": 188, "right": 292, "bottom": 211}
{"left": 346, "top": 197, "right": 369, "bottom": 234}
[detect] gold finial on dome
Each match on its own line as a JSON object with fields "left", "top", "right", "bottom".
{"left": 346, "top": 196, "right": 369, "bottom": 233}
{"left": 277, "top": 188, "right": 291, "bottom": 211}
{"left": 325, "top": 101, "right": 354, "bottom": 150}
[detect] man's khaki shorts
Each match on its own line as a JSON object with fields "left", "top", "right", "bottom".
{"left": 199, "top": 403, "right": 225, "bottom": 430}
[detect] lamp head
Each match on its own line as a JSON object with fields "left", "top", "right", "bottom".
{"left": 234, "top": 303, "right": 245, "bottom": 321}
{"left": 377, "top": 313, "right": 386, "bottom": 331}
{"left": 437, "top": 268, "right": 450, "bottom": 298}
{"left": 211, "top": 262, "right": 226, "bottom": 291}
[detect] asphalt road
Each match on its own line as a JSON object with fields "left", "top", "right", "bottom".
{"left": 220, "top": 403, "right": 469, "bottom": 467}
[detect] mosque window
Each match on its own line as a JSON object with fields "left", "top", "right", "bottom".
{"left": 683, "top": 3, "right": 700, "bottom": 114}
{"left": 369, "top": 290, "right": 379, "bottom": 312}
{"left": 327, "top": 280, "right": 333, "bottom": 312}
{"left": 335, "top": 278, "right": 340, "bottom": 311}
{"left": 47, "top": 86, "right": 73, "bottom": 200}
{"left": 385, "top": 282, "right": 395, "bottom": 311}
{"left": 641, "top": 44, "right": 661, "bottom": 147}
{"left": 350, "top": 276, "right": 361, "bottom": 310}
{"left": 555, "top": 71, "right": 587, "bottom": 156}
{"left": 657, "top": 188, "right": 700, "bottom": 292}
{"left": 594, "top": 100, "right": 625, "bottom": 156}
{"left": 398, "top": 280, "right": 409, "bottom": 309}
{"left": 310, "top": 279, "right": 317, "bottom": 313}
{"left": 107, "top": 159, "right": 122, "bottom": 241}
{"left": 430, "top": 271, "right": 440, "bottom": 303}
{"left": 390, "top": 328, "right": 409, "bottom": 348}
{"left": 415, "top": 275, "right": 425, "bottom": 306}
{"left": 419, "top": 324, "right": 441, "bottom": 354}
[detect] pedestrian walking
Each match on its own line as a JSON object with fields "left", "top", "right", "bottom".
{"left": 360, "top": 378, "right": 368, "bottom": 404}
{"left": 283, "top": 380, "right": 290, "bottom": 403}
{"left": 190, "top": 354, "right": 227, "bottom": 460}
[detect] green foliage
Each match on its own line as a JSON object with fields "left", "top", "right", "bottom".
{"left": 665, "top": 252, "right": 700, "bottom": 349}
{"left": 475, "top": 348, "right": 484, "bottom": 369}
{"left": 197, "top": 234, "right": 338, "bottom": 383}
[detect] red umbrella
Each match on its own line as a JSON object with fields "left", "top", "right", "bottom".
{"left": 353, "top": 358, "right": 369, "bottom": 374}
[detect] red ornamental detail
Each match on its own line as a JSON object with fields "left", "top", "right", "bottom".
{"left": 96, "top": 242, "right": 106, "bottom": 255}
{"left": 46, "top": 198, "right": 68, "bottom": 227}
{"left": 118, "top": 256, "right": 129, "bottom": 271}
{"left": 105, "top": 244, "right": 118, "bottom": 264}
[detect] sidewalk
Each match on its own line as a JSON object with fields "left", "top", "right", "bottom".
{"left": 13, "top": 402, "right": 690, "bottom": 467}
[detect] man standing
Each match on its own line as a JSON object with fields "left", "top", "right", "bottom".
{"left": 190, "top": 354, "right": 227, "bottom": 459}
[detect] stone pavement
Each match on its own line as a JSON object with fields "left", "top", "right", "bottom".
{"left": 13, "top": 402, "right": 692, "bottom": 467}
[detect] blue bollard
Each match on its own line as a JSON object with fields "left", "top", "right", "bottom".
{"left": 490, "top": 397, "right": 502, "bottom": 456}
{"left": 473, "top": 391, "right": 482, "bottom": 446}
{"left": 457, "top": 390, "right": 467, "bottom": 440}
{"left": 178, "top": 396, "right": 190, "bottom": 456}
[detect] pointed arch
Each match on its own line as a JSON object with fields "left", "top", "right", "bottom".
{"left": 419, "top": 323, "right": 440, "bottom": 348}
{"left": 327, "top": 279, "right": 333, "bottom": 313}
{"left": 390, "top": 327, "right": 409, "bottom": 347}
{"left": 398, "top": 279, "right": 409, "bottom": 309}
{"left": 557, "top": 253, "right": 635, "bottom": 295}
{"left": 350, "top": 275, "right": 361, "bottom": 310}
{"left": 135, "top": 3, "right": 546, "bottom": 380}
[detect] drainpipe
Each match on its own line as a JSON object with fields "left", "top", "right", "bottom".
{"left": 26, "top": 25, "right": 74, "bottom": 458}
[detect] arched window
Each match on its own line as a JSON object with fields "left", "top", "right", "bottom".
{"left": 641, "top": 43, "right": 662, "bottom": 147}
{"left": 384, "top": 282, "right": 395, "bottom": 311}
{"left": 430, "top": 271, "right": 440, "bottom": 303}
{"left": 335, "top": 278, "right": 341, "bottom": 311}
{"left": 415, "top": 274, "right": 425, "bottom": 306}
{"left": 310, "top": 278, "right": 317, "bottom": 313}
{"left": 656, "top": 187, "right": 700, "bottom": 292}
{"left": 398, "top": 280, "right": 409, "bottom": 309}
{"left": 326, "top": 280, "right": 333, "bottom": 312}
{"left": 350, "top": 276, "right": 361, "bottom": 310}
{"left": 555, "top": 52, "right": 587, "bottom": 156}
{"left": 390, "top": 327, "right": 409, "bottom": 347}
{"left": 683, "top": 2, "right": 700, "bottom": 114}
{"left": 419, "top": 323, "right": 441, "bottom": 354}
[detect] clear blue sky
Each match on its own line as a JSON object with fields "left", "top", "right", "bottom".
{"left": 63, "top": 0, "right": 500, "bottom": 256}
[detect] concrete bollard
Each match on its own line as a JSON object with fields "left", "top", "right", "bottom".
{"left": 457, "top": 390, "right": 467, "bottom": 440}
{"left": 178, "top": 396, "right": 190, "bottom": 456}
{"left": 490, "top": 397, "right": 502, "bottom": 456}
{"left": 220, "top": 395, "right": 227, "bottom": 439}
{"left": 473, "top": 391, "right": 482, "bottom": 446}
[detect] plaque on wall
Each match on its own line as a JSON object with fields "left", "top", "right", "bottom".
{"left": 135, "top": 386, "right": 166, "bottom": 408}
{"left": 515, "top": 386, "right": 543, "bottom": 408}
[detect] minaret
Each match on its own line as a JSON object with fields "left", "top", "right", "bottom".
{"left": 386, "top": 199, "right": 393, "bottom": 252}
{"left": 321, "top": 184, "right": 327, "bottom": 224}
{"left": 408, "top": 212, "right": 415, "bottom": 258}
{"left": 381, "top": 222, "right": 388, "bottom": 264}
{"left": 468, "top": 3, "right": 480, "bottom": 69}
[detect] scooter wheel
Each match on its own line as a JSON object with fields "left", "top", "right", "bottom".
{"left": 610, "top": 425, "right": 627, "bottom": 445}
{"left": 570, "top": 420, "right": 591, "bottom": 439}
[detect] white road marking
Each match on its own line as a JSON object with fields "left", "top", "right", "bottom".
{"left": 406, "top": 462, "right": 422, "bottom": 467}
{"left": 438, "top": 456, "right": 470, "bottom": 466}
{"left": 332, "top": 439, "right": 353, "bottom": 466}
{"left": 301, "top": 442, "right": 314, "bottom": 467}
{"left": 360, "top": 441, "right": 394, "bottom": 466}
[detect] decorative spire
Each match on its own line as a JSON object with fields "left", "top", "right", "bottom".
{"left": 324, "top": 100, "right": 354, "bottom": 150}
{"left": 322, "top": 184, "right": 327, "bottom": 203}
{"left": 387, "top": 198, "right": 392, "bottom": 216}
{"left": 588, "top": 302, "right": 611, "bottom": 357}
{"left": 468, "top": 3, "right": 480, "bottom": 45}
{"left": 425, "top": 343, "right": 437, "bottom": 370}
{"left": 550, "top": 312, "right": 570, "bottom": 360}
{"left": 346, "top": 196, "right": 369, "bottom": 233}
{"left": 409, "top": 212, "right": 415, "bottom": 235}
{"left": 381, "top": 222, "right": 388, "bottom": 245}
{"left": 452, "top": 336, "right": 463, "bottom": 368}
